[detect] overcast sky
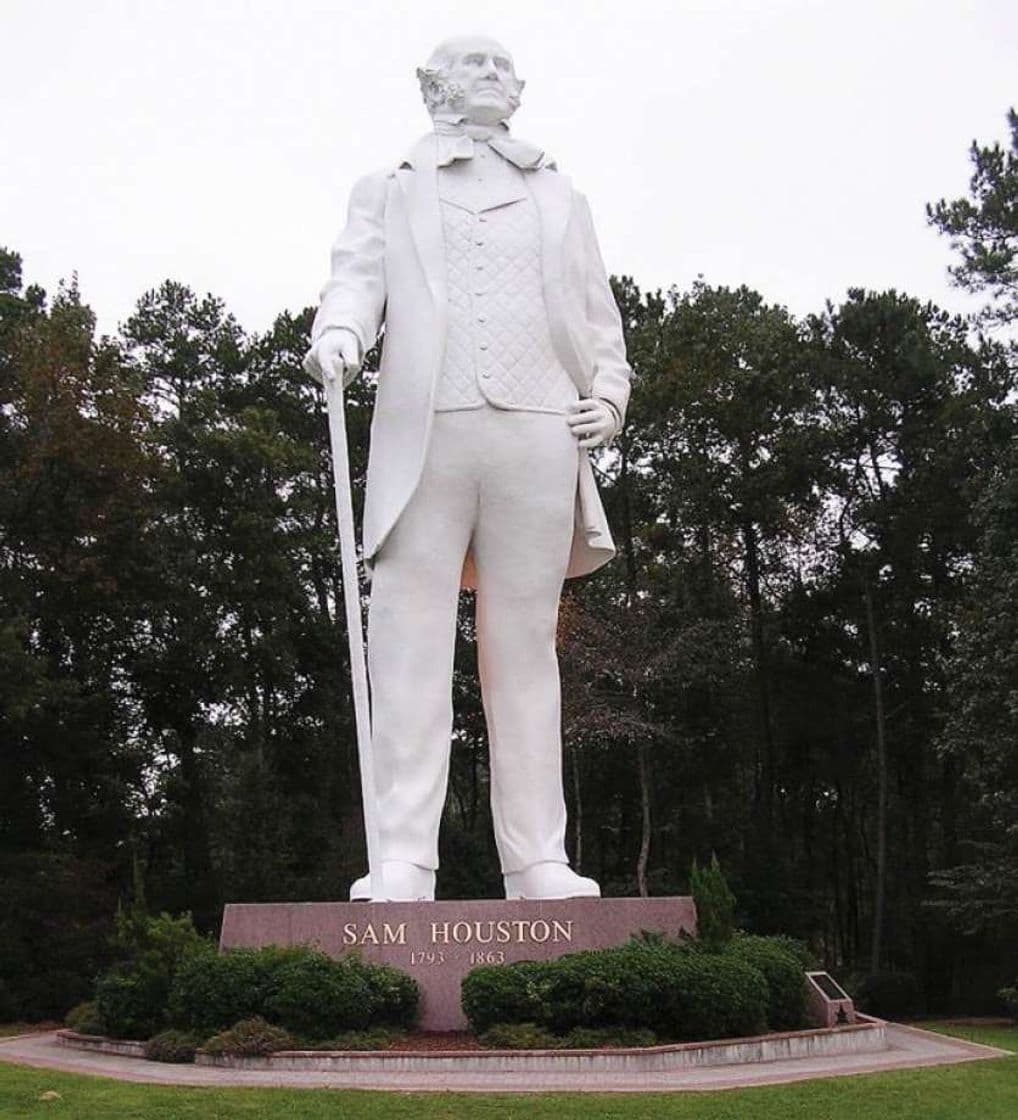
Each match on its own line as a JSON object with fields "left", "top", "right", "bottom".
{"left": 3, "top": 0, "right": 1016, "bottom": 338}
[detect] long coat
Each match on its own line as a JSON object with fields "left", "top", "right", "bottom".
{"left": 307, "top": 132, "right": 632, "bottom": 582}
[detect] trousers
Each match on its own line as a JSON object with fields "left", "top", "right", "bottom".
{"left": 367, "top": 404, "right": 579, "bottom": 873}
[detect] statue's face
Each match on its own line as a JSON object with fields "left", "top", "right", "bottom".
{"left": 445, "top": 38, "right": 518, "bottom": 125}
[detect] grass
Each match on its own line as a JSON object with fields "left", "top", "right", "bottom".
{"left": 913, "top": 1018, "right": 1018, "bottom": 1053}
{"left": 0, "top": 1022, "right": 1014, "bottom": 1119}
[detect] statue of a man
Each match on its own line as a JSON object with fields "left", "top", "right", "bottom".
{"left": 305, "top": 36, "right": 631, "bottom": 901}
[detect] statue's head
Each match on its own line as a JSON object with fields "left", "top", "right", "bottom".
{"left": 417, "top": 35, "right": 525, "bottom": 126}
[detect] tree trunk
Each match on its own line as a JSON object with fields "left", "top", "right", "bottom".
{"left": 636, "top": 740, "right": 651, "bottom": 898}
{"left": 864, "top": 579, "right": 888, "bottom": 973}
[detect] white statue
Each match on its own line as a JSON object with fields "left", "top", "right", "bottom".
{"left": 305, "top": 36, "right": 631, "bottom": 901}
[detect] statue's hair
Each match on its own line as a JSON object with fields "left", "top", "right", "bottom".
{"left": 416, "top": 36, "right": 525, "bottom": 117}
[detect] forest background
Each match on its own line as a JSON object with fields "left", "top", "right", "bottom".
{"left": 1, "top": 110, "right": 1016, "bottom": 1024}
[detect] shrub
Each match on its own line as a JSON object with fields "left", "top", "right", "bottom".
{"left": 202, "top": 1017, "right": 295, "bottom": 1057}
{"left": 167, "top": 944, "right": 419, "bottom": 1036}
{"left": 998, "top": 985, "right": 1018, "bottom": 1022}
{"left": 352, "top": 958, "right": 419, "bottom": 1028}
{"left": 94, "top": 911, "right": 210, "bottom": 1040}
{"left": 262, "top": 951, "right": 377, "bottom": 1036}
{"left": 168, "top": 944, "right": 301, "bottom": 1034}
{"left": 461, "top": 960, "right": 549, "bottom": 1034}
{"left": 462, "top": 943, "right": 768, "bottom": 1041}
{"left": 144, "top": 1029, "right": 203, "bottom": 1063}
{"left": 64, "top": 1001, "right": 105, "bottom": 1036}
{"left": 690, "top": 853, "right": 736, "bottom": 950}
{"left": 94, "top": 967, "right": 170, "bottom": 1041}
{"left": 855, "top": 970, "right": 921, "bottom": 1019}
{"left": 725, "top": 935, "right": 809, "bottom": 1031}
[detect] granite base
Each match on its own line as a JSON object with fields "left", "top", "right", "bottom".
{"left": 220, "top": 896, "right": 697, "bottom": 1030}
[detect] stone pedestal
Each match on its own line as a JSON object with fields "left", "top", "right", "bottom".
{"left": 220, "top": 896, "right": 697, "bottom": 1031}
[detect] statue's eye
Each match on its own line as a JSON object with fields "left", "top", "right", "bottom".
{"left": 494, "top": 58, "right": 510, "bottom": 71}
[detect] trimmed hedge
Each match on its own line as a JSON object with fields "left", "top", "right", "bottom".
{"left": 167, "top": 945, "right": 418, "bottom": 1037}
{"left": 724, "top": 935, "right": 808, "bottom": 1030}
{"left": 461, "top": 942, "right": 769, "bottom": 1041}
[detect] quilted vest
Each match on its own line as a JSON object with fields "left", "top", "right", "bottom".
{"left": 434, "top": 145, "right": 577, "bottom": 413}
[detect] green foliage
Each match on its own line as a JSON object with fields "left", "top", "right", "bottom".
{"left": 998, "top": 985, "right": 1018, "bottom": 1023}
{"left": 64, "top": 1002, "right": 105, "bottom": 1036}
{"left": 0, "top": 853, "right": 116, "bottom": 1021}
{"left": 856, "top": 971, "right": 922, "bottom": 1019}
{"left": 461, "top": 943, "right": 768, "bottom": 1041}
{"left": 928, "top": 108, "right": 1018, "bottom": 328}
{"left": 690, "top": 854, "right": 736, "bottom": 949}
{"left": 460, "top": 961, "right": 549, "bottom": 1034}
{"left": 201, "top": 1017, "right": 295, "bottom": 1057}
{"left": 724, "top": 935, "right": 809, "bottom": 1030}
{"left": 93, "top": 910, "right": 210, "bottom": 1040}
{"left": 167, "top": 944, "right": 296, "bottom": 1034}
{"left": 167, "top": 944, "right": 418, "bottom": 1037}
{"left": 143, "top": 1029, "right": 203, "bottom": 1063}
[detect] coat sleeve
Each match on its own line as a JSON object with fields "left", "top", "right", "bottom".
{"left": 304, "top": 170, "right": 389, "bottom": 378}
{"left": 576, "top": 191, "right": 632, "bottom": 426}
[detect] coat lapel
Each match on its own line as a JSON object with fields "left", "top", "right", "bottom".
{"left": 397, "top": 135, "right": 446, "bottom": 306}
{"left": 528, "top": 169, "right": 586, "bottom": 387}
{"left": 528, "top": 168, "right": 573, "bottom": 284}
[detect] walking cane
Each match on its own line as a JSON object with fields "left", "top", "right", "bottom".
{"left": 323, "top": 374, "right": 382, "bottom": 901}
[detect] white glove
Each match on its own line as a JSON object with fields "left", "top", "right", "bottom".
{"left": 304, "top": 328, "right": 362, "bottom": 387}
{"left": 566, "top": 398, "right": 620, "bottom": 448}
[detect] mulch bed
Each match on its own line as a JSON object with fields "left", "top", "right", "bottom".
{"left": 381, "top": 1032, "right": 484, "bottom": 1051}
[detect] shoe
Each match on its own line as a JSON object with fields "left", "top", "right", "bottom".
{"left": 349, "top": 860, "right": 436, "bottom": 901}
{"left": 503, "top": 862, "right": 601, "bottom": 900}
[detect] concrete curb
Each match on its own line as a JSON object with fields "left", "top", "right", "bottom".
{"left": 196, "top": 1021, "right": 889, "bottom": 1074}
{"left": 3, "top": 1026, "right": 1010, "bottom": 1094}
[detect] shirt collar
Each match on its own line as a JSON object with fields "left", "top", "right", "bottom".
{"left": 400, "top": 120, "right": 555, "bottom": 173}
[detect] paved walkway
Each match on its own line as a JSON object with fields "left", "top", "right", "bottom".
{"left": 0, "top": 1026, "right": 1010, "bottom": 1093}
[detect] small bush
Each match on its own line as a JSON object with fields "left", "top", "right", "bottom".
{"left": 855, "top": 970, "right": 921, "bottom": 1019}
{"left": 998, "top": 985, "right": 1018, "bottom": 1023}
{"left": 479, "top": 1022, "right": 559, "bottom": 1050}
{"left": 94, "top": 967, "right": 169, "bottom": 1041}
{"left": 353, "top": 958, "right": 419, "bottom": 1028}
{"left": 461, "top": 960, "right": 549, "bottom": 1034}
{"left": 93, "top": 911, "right": 210, "bottom": 1040}
{"left": 690, "top": 854, "right": 736, "bottom": 949}
{"left": 262, "top": 951, "right": 376, "bottom": 1036}
{"left": 168, "top": 944, "right": 299, "bottom": 1034}
{"left": 64, "top": 1001, "right": 105, "bottom": 1036}
{"left": 144, "top": 1029, "right": 203, "bottom": 1064}
{"left": 201, "top": 1017, "right": 295, "bottom": 1057}
{"left": 725, "top": 935, "right": 809, "bottom": 1030}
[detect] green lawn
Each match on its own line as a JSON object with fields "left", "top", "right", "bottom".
{"left": 0, "top": 1023, "right": 1014, "bottom": 1120}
